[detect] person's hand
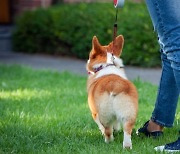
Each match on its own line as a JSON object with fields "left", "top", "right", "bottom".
{"left": 114, "top": 0, "right": 125, "bottom": 8}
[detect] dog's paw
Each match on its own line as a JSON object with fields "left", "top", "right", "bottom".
{"left": 105, "top": 135, "right": 114, "bottom": 143}
{"left": 123, "top": 142, "right": 132, "bottom": 149}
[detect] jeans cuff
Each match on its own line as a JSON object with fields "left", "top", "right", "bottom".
{"left": 151, "top": 117, "right": 173, "bottom": 127}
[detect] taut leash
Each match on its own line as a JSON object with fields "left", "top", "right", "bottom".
{"left": 112, "top": 8, "right": 118, "bottom": 55}
{"left": 112, "top": 0, "right": 124, "bottom": 56}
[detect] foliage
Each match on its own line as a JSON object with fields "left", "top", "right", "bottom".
{"left": 13, "top": 1, "right": 160, "bottom": 67}
{"left": 0, "top": 65, "right": 180, "bottom": 153}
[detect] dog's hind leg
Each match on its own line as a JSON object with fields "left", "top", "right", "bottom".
{"left": 92, "top": 114, "right": 105, "bottom": 135}
{"left": 113, "top": 120, "right": 121, "bottom": 132}
{"left": 122, "top": 120, "right": 135, "bottom": 149}
{"left": 104, "top": 126, "right": 114, "bottom": 143}
{"left": 93, "top": 114, "right": 114, "bottom": 143}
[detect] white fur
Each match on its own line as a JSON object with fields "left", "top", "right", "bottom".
{"left": 98, "top": 91, "right": 136, "bottom": 126}
{"left": 113, "top": 120, "right": 121, "bottom": 132}
{"left": 112, "top": 94, "right": 136, "bottom": 121}
{"left": 94, "top": 115, "right": 105, "bottom": 135}
{"left": 123, "top": 131, "right": 132, "bottom": 149}
{"left": 114, "top": 57, "right": 124, "bottom": 68}
{"left": 87, "top": 59, "right": 90, "bottom": 64}
{"left": 107, "top": 52, "right": 124, "bottom": 68}
{"left": 106, "top": 52, "right": 114, "bottom": 64}
{"left": 95, "top": 53, "right": 127, "bottom": 79}
{"left": 97, "top": 93, "right": 135, "bottom": 147}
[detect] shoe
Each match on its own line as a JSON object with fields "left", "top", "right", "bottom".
{"left": 137, "top": 121, "right": 163, "bottom": 138}
{"left": 154, "top": 137, "right": 180, "bottom": 152}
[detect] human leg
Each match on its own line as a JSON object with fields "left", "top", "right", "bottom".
{"left": 150, "top": 53, "right": 179, "bottom": 128}
{"left": 167, "top": 51, "right": 180, "bottom": 91}
{"left": 138, "top": 53, "right": 179, "bottom": 135}
{"left": 138, "top": 0, "right": 180, "bottom": 136}
{"left": 145, "top": 0, "right": 180, "bottom": 54}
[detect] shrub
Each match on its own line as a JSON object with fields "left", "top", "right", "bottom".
{"left": 13, "top": 9, "right": 56, "bottom": 53}
{"left": 12, "top": 1, "right": 160, "bottom": 67}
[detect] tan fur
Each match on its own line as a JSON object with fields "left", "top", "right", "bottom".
{"left": 86, "top": 35, "right": 138, "bottom": 149}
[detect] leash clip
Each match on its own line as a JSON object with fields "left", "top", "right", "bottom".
{"left": 111, "top": 54, "right": 115, "bottom": 64}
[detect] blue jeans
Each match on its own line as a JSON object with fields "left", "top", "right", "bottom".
{"left": 145, "top": 0, "right": 180, "bottom": 127}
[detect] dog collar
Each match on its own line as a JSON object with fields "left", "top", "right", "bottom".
{"left": 88, "top": 64, "right": 115, "bottom": 75}
{"left": 94, "top": 64, "right": 115, "bottom": 73}
{"left": 88, "top": 63, "right": 124, "bottom": 75}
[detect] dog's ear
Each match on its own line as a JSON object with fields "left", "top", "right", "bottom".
{"left": 92, "top": 36, "right": 102, "bottom": 52}
{"left": 110, "top": 35, "right": 124, "bottom": 57}
{"left": 90, "top": 36, "right": 103, "bottom": 59}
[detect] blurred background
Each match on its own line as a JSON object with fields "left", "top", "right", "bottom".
{"left": 0, "top": 0, "right": 160, "bottom": 67}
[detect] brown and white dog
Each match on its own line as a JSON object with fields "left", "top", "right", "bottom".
{"left": 86, "top": 35, "right": 138, "bottom": 149}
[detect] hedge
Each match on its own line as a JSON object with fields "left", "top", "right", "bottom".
{"left": 12, "top": 1, "right": 160, "bottom": 67}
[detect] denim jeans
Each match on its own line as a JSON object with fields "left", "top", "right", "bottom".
{"left": 145, "top": 0, "right": 180, "bottom": 127}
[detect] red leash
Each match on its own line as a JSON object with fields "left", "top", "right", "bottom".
{"left": 112, "top": 0, "right": 124, "bottom": 55}
{"left": 112, "top": 9, "right": 118, "bottom": 55}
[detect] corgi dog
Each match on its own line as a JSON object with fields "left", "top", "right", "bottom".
{"left": 86, "top": 35, "right": 138, "bottom": 149}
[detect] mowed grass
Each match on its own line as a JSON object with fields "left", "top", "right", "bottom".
{"left": 0, "top": 65, "right": 179, "bottom": 154}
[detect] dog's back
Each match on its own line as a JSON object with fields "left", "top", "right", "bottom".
{"left": 88, "top": 74, "right": 138, "bottom": 129}
{"left": 86, "top": 35, "right": 138, "bottom": 149}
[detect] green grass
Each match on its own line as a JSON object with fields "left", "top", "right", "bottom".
{"left": 0, "top": 65, "right": 179, "bottom": 154}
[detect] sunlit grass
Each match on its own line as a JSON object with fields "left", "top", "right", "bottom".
{"left": 0, "top": 65, "right": 179, "bottom": 154}
{"left": 0, "top": 89, "right": 51, "bottom": 101}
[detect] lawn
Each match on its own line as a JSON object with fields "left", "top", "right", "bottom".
{"left": 0, "top": 65, "right": 179, "bottom": 154}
